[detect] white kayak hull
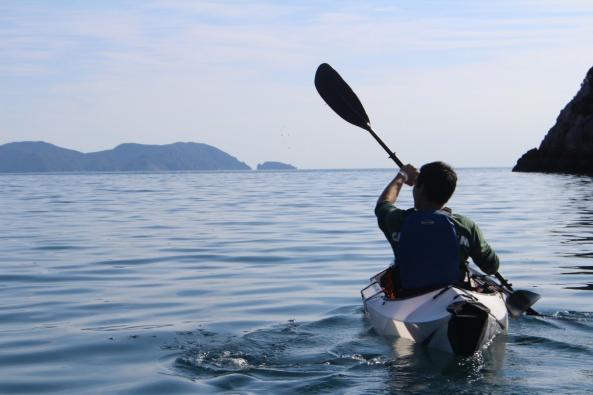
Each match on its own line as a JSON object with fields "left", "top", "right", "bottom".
{"left": 362, "top": 273, "right": 508, "bottom": 356}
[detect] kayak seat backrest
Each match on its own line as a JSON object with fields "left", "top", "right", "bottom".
{"left": 397, "top": 210, "right": 460, "bottom": 290}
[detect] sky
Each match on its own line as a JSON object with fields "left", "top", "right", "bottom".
{"left": 1, "top": 1, "right": 593, "bottom": 169}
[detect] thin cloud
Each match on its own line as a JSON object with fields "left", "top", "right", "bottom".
{"left": 1, "top": 1, "right": 593, "bottom": 168}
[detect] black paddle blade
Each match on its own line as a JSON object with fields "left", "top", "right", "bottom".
{"left": 314, "top": 63, "right": 371, "bottom": 131}
{"left": 506, "top": 290, "right": 541, "bottom": 318}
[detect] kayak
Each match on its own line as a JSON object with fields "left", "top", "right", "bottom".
{"left": 361, "top": 268, "right": 508, "bottom": 356}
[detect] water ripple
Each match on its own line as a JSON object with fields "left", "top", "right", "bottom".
{"left": 1, "top": 169, "right": 593, "bottom": 393}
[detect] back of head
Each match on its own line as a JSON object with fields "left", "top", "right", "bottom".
{"left": 416, "top": 161, "right": 457, "bottom": 206}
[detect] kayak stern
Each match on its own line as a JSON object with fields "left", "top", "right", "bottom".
{"left": 362, "top": 276, "right": 508, "bottom": 356}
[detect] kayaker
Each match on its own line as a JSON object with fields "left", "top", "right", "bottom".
{"left": 375, "top": 161, "right": 500, "bottom": 295}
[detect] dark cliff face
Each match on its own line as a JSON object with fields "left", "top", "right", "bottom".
{"left": 0, "top": 141, "right": 251, "bottom": 172}
{"left": 513, "top": 66, "right": 593, "bottom": 174}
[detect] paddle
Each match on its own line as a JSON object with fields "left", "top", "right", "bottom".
{"left": 314, "top": 63, "right": 404, "bottom": 167}
{"left": 495, "top": 272, "right": 541, "bottom": 317}
{"left": 314, "top": 62, "right": 543, "bottom": 318}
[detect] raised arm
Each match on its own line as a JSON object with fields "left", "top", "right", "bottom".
{"left": 376, "top": 164, "right": 419, "bottom": 207}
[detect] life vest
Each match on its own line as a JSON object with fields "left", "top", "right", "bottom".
{"left": 397, "top": 210, "right": 461, "bottom": 290}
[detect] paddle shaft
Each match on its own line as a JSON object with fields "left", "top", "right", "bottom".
{"left": 494, "top": 272, "right": 513, "bottom": 290}
{"left": 364, "top": 124, "right": 404, "bottom": 167}
{"left": 495, "top": 272, "right": 540, "bottom": 316}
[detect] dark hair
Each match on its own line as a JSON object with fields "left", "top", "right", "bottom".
{"left": 416, "top": 161, "right": 457, "bottom": 205}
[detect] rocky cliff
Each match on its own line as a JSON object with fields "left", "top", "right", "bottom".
{"left": 513, "top": 66, "right": 593, "bottom": 174}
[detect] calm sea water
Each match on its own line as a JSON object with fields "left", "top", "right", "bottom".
{"left": 1, "top": 168, "right": 592, "bottom": 394}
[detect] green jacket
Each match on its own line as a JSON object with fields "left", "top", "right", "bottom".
{"left": 375, "top": 201, "right": 500, "bottom": 275}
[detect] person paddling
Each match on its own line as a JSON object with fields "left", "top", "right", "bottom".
{"left": 375, "top": 161, "right": 500, "bottom": 296}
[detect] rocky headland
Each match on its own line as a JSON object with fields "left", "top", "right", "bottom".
{"left": 256, "top": 161, "right": 297, "bottom": 170}
{"left": 513, "top": 66, "right": 593, "bottom": 174}
{"left": 0, "top": 141, "right": 251, "bottom": 172}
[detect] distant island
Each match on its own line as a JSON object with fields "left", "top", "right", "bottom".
{"left": 256, "top": 161, "right": 297, "bottom": 170}
{"left": 0, "top": 141, "right": 252, "bottom": 172}
{"left": 513, "top": 65, "right": 593, "bottom": 175}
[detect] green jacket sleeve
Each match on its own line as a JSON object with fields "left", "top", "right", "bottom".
{"left": 467, "top": 220, "right": 500, "bottom": 275}
{"left": 375, "top": 201, "right": 396, "bottom": 232}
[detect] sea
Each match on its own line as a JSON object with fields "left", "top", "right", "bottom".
{"left": 0, "top": 168, "right": 592, "bottom": 394}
